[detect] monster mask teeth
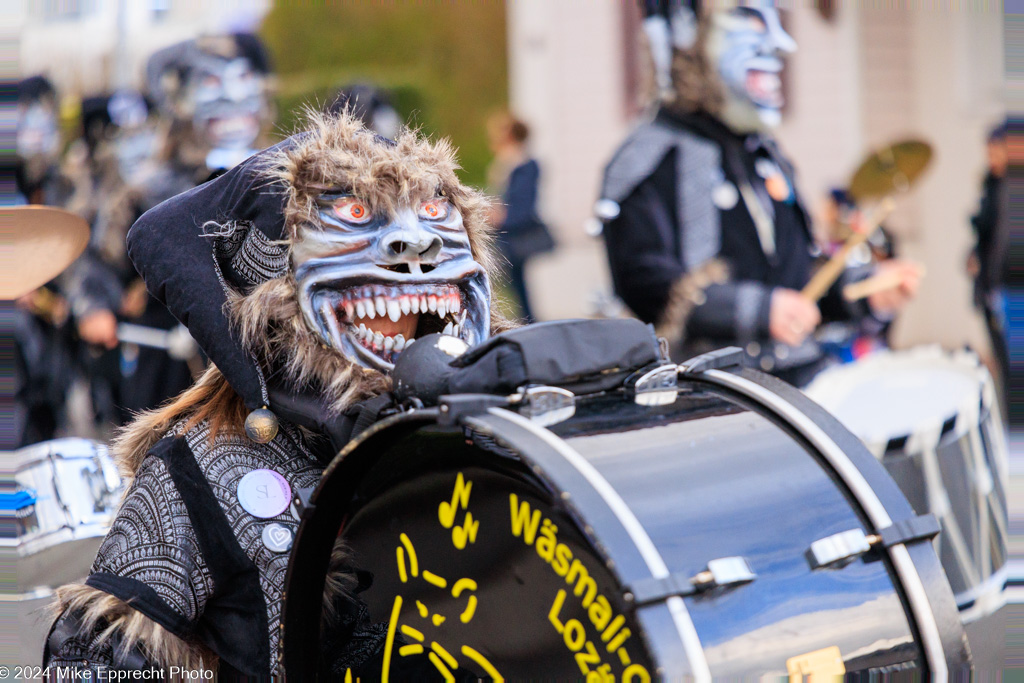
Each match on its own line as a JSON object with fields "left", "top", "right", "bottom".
{"left": 320, "top": 282, "right": 471, "bottom": 366}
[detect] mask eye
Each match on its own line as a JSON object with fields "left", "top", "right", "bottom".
{"left": 733, "top": 7, "right": 768, "bottom": 32}
{"left": 332, "top": 197, "right": 372, "bottom": 225}
{"left": 418, "top": 197, "right": 450, "bottom": 221}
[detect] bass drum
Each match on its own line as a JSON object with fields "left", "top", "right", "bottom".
{"left": 283, "top": 362, "right": 972, "bottom": 680}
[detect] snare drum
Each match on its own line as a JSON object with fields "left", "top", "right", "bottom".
{"left": 6, "top": 438, "right": 123, "bottom": 664}
{"left": 805, "top": 347, "right": 1009, "bottom": 623}
{"left": 283, "top": 359, "right": 974, "bottom": 679}
{"left": 10, "top": 438, "right": 123, "bottom": 591}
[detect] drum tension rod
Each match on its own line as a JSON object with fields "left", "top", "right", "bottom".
{"left": 807, "top": 514, "right": 941, "bottom": 570}
{"left": 627, "top": 556, "right": 757, "bottom": 608}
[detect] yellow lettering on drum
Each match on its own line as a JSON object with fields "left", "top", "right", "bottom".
{"left": 601, "top": 614, "right": 625, "bottom": 643}
{"left": 549, "top": 589, "right": 568, "bottom": 632}
{"left": 563, "top": 619, "right": 587, "bottom": 651}
{"left": 606, "top": 628, "right": 631, "bottom": 653}
{"left": 623, "top": 663, "right": 652, "bottom": 683}
{"left": 575, "top": 641, "right": 602, "bottom": 673}
{"left": 553, "top": 542, "right": 573, "bottom": 576}
{"left": 536, "top": 519, "right": 558, "bottom": 562}
{"left": 587, "top": 595, "right": 612, "bottom": 632}
{"left": 509, "top": 494, "right": 541, "bottom": 543}
{"left": 567, "top": 560, "right": 598, "bottom": 608}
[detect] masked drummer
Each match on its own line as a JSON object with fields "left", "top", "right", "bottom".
{"left": 598, "top": 1, "right": 920, "bottom": 387}
{"left": 43, "top": 110, "right": 502, "bottom": 679}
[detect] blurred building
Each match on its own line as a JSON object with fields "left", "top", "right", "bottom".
{"left": 508, "top": 3, "right": 1005, "bottom": 355}
{"left": 14, "top": 0, "right": 269, "bottom": 94}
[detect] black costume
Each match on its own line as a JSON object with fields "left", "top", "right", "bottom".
{"left": 600, "top": 110, "right": 872, "bottom": 386}
{"left": 64, "top": 93, "right": 195, "bottom": 425}
{"left": 970, "top": 167, "right": 1009, "bottom": 407}
{"left": 495, "top": 158, "right": 552, "bottom": 323}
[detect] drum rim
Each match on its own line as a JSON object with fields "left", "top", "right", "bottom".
{"left": 691, "top": 368, "right": 967, "bottom": 680}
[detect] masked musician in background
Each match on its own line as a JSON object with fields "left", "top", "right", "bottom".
{"left": 598, "top": 1, "right": 920, "bottom": 387}
{"left": 65, "top": 34, "right": 276, "bottom": 424}
{"left": 44, "top": 110, "right": 501, "bottom": 679}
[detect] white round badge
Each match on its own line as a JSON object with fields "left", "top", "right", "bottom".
{"left": 261, "top": 523, "right": 295, "bottom": 553}
{"left": 755, "top": 158, "right": 779, "bottom": 179}
{"left": 712, "top": 181, "right": 739, "bottom": 210}
{"left": 237, "top": 469, "right": 292, "bottom": 518}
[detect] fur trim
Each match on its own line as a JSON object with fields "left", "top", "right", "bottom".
{"left": 656, "top": 259, "right": 729, "bottom": 348}
{"left": 108, "top": 365, "right": 228, "bottom": 482}
{"left": 50, "top": 584, "right": 214, "bottom": 672}
{"left": 264, "top": 109, "right": 499, "bottom": 277}
{"left": 321, "top": 539, "right": 359, "bottom": 627}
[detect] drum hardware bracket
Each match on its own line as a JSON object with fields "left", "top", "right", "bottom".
{"left": 510, "top": 386, "right": 577, "bottom": 427}
{"left": 437, "top": 394, "right": 511, "bottom": 426}
{"left": 807, "top": 514, "right": 941, "bottom": 570}
{"left": 626, "top": 362, "right": 680, "bottom": 406}
{"left": 678, "top": 347, "right": 745, "bottom": 375}
{"left": 292, "top": 486, "right": 317, "bottom": 518}
{"left": 628, "top": 556, "right": 756, "bottom": 607}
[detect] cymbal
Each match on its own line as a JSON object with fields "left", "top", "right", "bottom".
{"left": 848, "top": 139, "right": 933, "bottom": 202}
{"left": 2, "top": 205, "right": 90, "bottom": 299}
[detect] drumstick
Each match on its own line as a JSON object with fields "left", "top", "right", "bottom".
{"left": 842, "top": 264, "right": 926, "bottom": 302}
{"left": 802, "top": 199, "right": 895, "bottom": 302}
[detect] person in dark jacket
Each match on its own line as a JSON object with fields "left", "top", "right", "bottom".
{"left": 598, "top": 2, "right": 919, "bottom": 387}
{"left": 487, "top": 113, "right": 554, "bottom": 323}
{"left": 968, "top": 122, "right": 1009, "bottom": 405}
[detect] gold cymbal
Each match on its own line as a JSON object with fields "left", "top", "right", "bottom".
{"left": 848, "top": 139, "right": 933, "bottom": 202}
{"left": 2, "top": 205, "right": 90, "bottom": 299}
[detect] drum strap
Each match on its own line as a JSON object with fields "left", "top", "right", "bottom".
{"left": 268, "top": 384, "right": 396, "bottom": 462}
{"left": 350, "top": 394, "right": 396, "bottom": 437}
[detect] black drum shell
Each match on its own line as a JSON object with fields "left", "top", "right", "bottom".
{"left": 283, "top": 369, "right": 972, "bottom": 679}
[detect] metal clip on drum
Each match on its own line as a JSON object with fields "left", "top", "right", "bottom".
{"left": 282, "top": 329, "right": 975, "bottom": 680}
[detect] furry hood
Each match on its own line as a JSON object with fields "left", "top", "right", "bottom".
{"left": 123, "top": 111, "right": 506, "bottom": 468}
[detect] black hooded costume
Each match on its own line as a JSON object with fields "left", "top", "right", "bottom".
{"left": 43, "top": 111, "right": 501, "bottom": 680}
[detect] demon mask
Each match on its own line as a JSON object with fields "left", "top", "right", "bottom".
{"left": 292, "top": 187, "right": 490, "bottom": 372}
{"left": 219, "top": 111, "right": 499, "bottom": 413}
{"left": 16, "top": 76, "right": 61, "bottom": 198}
{"left": 706, "top": 5, "right": 796, "bottom": 130}
{"left": 147, "top": 34, "right": 271, "bottom": 170}
{"left": 644, "top": 2, "right": 796, "bottom": 132}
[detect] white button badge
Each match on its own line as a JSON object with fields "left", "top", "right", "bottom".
{"left": 261, "top": 523, "right": 295, "bottom": 553}
{"left": 238, "top": 469, "right": 292, "bottom": 519}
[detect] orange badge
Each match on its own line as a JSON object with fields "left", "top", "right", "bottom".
{"left": 765, "top": 173, "right": 790, "bottom": 202}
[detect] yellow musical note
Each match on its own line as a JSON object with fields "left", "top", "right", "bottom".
{"left": 438, "top": 472, "right": 472, "bottom": 529}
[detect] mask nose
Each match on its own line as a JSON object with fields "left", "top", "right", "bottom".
{"left": 380, "top": 227, "right": 443, "bottom": 265}
{"left": 771, "top": 27, "right": 797, "bottom": 55}
{"left": 763, "top": 10, "right": 797, "bottom": 55}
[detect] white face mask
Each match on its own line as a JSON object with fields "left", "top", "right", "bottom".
{"left": 706, "top": 5, "right": 796, "bottom": 131}
{"left": 17, "top": 102, "right": 60, "bottom": 160}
